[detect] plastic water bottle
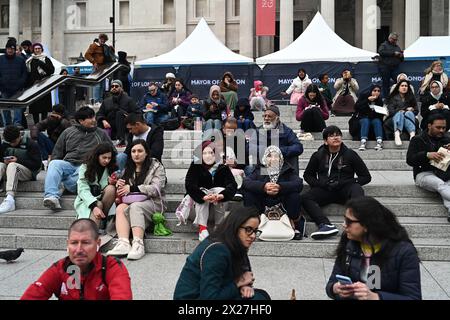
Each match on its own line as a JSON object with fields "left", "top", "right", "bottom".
{"left": 195, "top": 117, "right": 202, "bottom": 131}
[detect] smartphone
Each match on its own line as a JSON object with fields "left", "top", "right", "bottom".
{"left": 336, "top": 274, "right": 353, "bottom": 285}
{"left": 3, "top": 156, "right": 13, "bottom": 161}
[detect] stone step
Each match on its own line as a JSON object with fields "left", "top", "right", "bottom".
{"left": 0, "top": 198, "right": 447, "bottom": 230}
{"left": 158, "top": 158, "right": 412, "bottom": 170}
{"left": 163, "top": 148, "right": 408, "bottom": 160}
{"left": 14, "top": 181, "right": 434, "bottom": 198}
{"left": 0, "top": 228, "right": 448, "bottom": 261}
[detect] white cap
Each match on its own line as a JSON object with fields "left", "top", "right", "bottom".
{"left": 165, "top": 72, "right": 175, "bottom": 79}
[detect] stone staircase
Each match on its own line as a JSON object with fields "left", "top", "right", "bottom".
{"left": 1, "top": 105, "right": 449, "bottom": 261}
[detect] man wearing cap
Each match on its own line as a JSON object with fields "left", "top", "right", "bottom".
{"left": 139, "top": 82, "right": 170, "bottom": 125}
{"left": 0, "top": 38, "right": 28, "bottom": 128}
{"left": 96, "top": 79, "right": 139, "bottom": 146}
{"left": 30, "top": 104, "right": 73, "bottom": 161}
{"left": 161, "top": 73, "right": 176, "bottom": 96}
{"left": 249, "top": 105, "right": 303, "bottom": 174}
{"left": 378, "top": 32, "right": 404, "bottom": 98}
{"left": 0, "top": 125, "right": 42, "bottom": 213}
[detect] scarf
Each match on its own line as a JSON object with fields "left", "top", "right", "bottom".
{"left": 430, "top": 81, "right": 443, "bottom": 101}
{"left": 26, "top": 53, "right": 48, "bottom": 75}
{"left": 261, "top": 146, "right": 284, "bottom": 183}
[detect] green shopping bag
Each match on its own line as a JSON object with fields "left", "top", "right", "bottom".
{"left": 152, "top": 213, "right": 172, "bottom": 236}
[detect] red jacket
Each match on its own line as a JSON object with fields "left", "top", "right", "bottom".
{"left": 21, "top": 253, "right": 132, "bottom": 300}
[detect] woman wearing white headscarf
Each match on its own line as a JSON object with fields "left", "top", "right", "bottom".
{"left": 420, "top": 80, "right": 450, "bottom": 130}
{"left": 242, "top": 146, "right": 304, "bottom": 240}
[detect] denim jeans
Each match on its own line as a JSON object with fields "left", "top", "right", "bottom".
{"left": 204, "top": 119, "right": 222, "bottom": 131}
{"left": 393, "top": 111, "right": 416, "bottom": 133}
{"left": 237, "top": 119, "right": 254, "bottom": 131}
{"left": 44, "top": 160, "right": 80, "bottom": 198}
{"left": 93, "top": 80, "right": 105, "bottom": 103}
{"left": 145, "top": 112, "right": 170, "bottom": 125}
{"left": 359, "top": 117, "right": 383, "bottom": 140}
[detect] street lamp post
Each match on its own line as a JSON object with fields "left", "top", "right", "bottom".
{"left": 110, "top": 0, "right": 116, "bottom": 47}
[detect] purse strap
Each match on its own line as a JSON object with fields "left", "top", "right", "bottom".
{"left": 153, "top": 184, "right": 165, "bottom": 214}
{"left": 200, "top": 242, "right": 221, "bottom": 272}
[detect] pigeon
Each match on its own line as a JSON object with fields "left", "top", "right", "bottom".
{"left": 0, "top": 248, "right": 24, "bottom": 263}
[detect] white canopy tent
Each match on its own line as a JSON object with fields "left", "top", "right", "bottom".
{"left": 404, "top": 36, "right": 450, "bottom": 60}
{"left": 256, "top": 12, "right": 377, "bottom": 65}
{"left": 135, "top": 18, "right": 253, "bottom": 67}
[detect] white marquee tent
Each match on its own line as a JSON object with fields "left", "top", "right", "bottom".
{"left": 135, "top": 18, "right": 253, "bottom": 67}
{"left": 256, "top": 12, "right": 377, "bottom": 65}
{"left": 404, "top": 36, "right": 450, "bottom": 60}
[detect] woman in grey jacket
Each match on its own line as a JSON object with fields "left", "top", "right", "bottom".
{"left": 106, "top": 139, "right": 167, "bottom": 260}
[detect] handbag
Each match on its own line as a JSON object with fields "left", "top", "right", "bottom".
{"left": 121, "top": 192, "right": 148, "bottom": 204}
{"left": 160, "top": 118, "right": 180, "bottom": 131}
{"left": 258, "top": 204, "right": 295, "bottom": 242}
{"left": 175, "top": 194, "right": 194, "bottom": 226}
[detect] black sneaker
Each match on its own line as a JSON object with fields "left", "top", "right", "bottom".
{"left": 310, "top": 224, "right": 339, "bottom": 240}
{"left": 232, "top": 193, "right": 243, "bottom": 201}
{"left": 293, "top": 230, "right": 303, "bottom": 240}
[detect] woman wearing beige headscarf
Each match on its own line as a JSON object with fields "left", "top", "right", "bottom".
{"left": 419, "top": 61, "right": 449, "bottom": 95}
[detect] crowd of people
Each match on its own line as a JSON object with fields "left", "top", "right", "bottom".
{"left": 4, "top": 32, "right": 449, "bottom": 301}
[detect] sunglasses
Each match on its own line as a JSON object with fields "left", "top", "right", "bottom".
{"left": 344, "top": 216, "right": 360, "bottom": 226}
{"left": 240, "top": 226, "right": 262, "bottom": 237}
{"left": 111, "top": 85, "right": 121, "bottom": 88}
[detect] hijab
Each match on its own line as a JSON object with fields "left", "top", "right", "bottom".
{"left": 261, "top": 146, "right": 284, "bottom": 183}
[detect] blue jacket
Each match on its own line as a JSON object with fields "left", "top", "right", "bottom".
{"left": 0, "top": 54, "right": 28, "bottom": 96}
{"left": 186, "top": 103, "right": 204, "bottom": 118}
{"left": 326, "top": 240, "right": 422, "bottom": 300}
{"left": 139, "top": 90, "right": 170, "bottom": 115}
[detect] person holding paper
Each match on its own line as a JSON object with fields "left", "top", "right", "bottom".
{"left": 354, "top": 85, "right": 385, "bottom": 151}
{"left": 386, "top": 80, "right": 418, "bottom": 146}
{"left": 420, "top": 81, "right": 450, "bottom": 131}
{"left": 407, "top": 113, "right": 450, "bottom": 223}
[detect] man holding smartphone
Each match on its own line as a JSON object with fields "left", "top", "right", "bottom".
{"left": 0, "top": 125, "right": 42, "bottom": 213}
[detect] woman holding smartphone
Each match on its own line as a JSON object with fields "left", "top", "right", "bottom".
{"left": 326, "top": 196, "right": 421, "bottom": 300}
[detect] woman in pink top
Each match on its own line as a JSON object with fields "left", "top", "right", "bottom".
{"left": 296, "top": 84, "right": 329, "bottom": 132}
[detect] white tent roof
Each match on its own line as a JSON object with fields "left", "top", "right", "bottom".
{"left": 256, "top": 12, "right": 377, "bottom": 65}
{"left": 135, "top": 18, "right": 253, "bottom": 67}
{"left": 49, "top": 57, "right": 65, "bottom": 75}
{"left": 404, "top": 36, "right": 450, "bottom": 60}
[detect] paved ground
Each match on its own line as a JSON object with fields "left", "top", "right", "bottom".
{"left": 0, "top": 249, "right": 449, "bottom": 300}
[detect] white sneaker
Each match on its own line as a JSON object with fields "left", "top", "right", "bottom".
{"left": 394, "top": 131, "right": 402, "bottom": 146}
{"left": 410, "top": 131, "right": 416, "bottom": 140}
{"left": 374, "top": 140, "right": 383, "bottom": 151}
{"left": 43, "top": 197, "right": 62, "bottom": 210}
{"left": 0, "top": 199, "right": 15, "bottom": 214}
{"left": 106, "top": 238, "right": 131, "bottom": 257}
{"left": 127, "top": 238, "right": 145, "bottom": 260}
{"left": 198, "top": 229, "right": 209, "bottom": 242}
{"left": 358, "top": 140, "right": 366, "bottom": 151}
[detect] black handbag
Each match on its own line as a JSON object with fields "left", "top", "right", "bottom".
{"left": 160, "top": 118, "right": 180, "bottom": 131}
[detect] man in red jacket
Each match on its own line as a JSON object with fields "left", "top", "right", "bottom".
{"left": 21, "top": 219, "right": 132, "bottom": 300}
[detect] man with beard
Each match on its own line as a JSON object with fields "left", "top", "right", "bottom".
{"left": 407, "top": 113, "right": 450, "bottom": 222}
{"left": 96, "top": 80, "right": 139, "bottom": 147}
{"left": 20, "top": 40, "right": 33, "bottom": 59}
{"left": 249, "top": 105, "right": 303, "bottom": 174}
{"left": 21, "top": 219, "right": 132, "bottom": 300}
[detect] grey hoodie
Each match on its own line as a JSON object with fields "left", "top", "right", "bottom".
{"left": 52, "top": 123, "right": 114, "bottom": 164}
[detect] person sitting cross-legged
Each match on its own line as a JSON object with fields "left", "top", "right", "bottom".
{"left": 0, "top": 126, "right": 42, "bottom": 213}
{"left": 302, "top": 126, "right": 372, "bottom": 240}
{"left": 43, "top": 106, "right": 114, "bottom": 210}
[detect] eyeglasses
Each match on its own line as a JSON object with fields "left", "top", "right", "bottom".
{"left": 240, "top": 226, "right": 262, "bottom": 237}
{"left": 111, "top": 85, "right": 120, "bottom": 89}
{"left": 344, "top": 216, "right": 360, "bottom": 226}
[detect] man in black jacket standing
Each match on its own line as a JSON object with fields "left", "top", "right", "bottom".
{"left": 96, "top": 80, "right": 140, "bottom": 147}
{"left": 117, "top": 113, "right": 164, "bottom": 171}
{"left": 407, "top": 114, "right": 450, "bottom": 222}
{"left": 378, "top": 32, "right": 404, "bottom": 98}
{"left": 302, "top": 126, "right": 372, "bottom": 240}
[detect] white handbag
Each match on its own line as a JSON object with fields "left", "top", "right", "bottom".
{"left": 258, "top": 204, "right": 295, "bottom": 242}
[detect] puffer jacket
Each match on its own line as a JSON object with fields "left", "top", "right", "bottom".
{"left": 0, "top": 54, "right": 28, "bottom": 96}
{"left": 286, "top": 75, "right": 312, "bottom": 95}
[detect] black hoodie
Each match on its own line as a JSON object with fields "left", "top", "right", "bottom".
{"left": 233, "top": 98, "right": 255, "bottom": 121}
{"left": 303, "top": 143, "right": 371, "bottom": 189}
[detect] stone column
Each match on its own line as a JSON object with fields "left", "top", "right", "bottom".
{"left": 41, "top": 0, "right": 52, "bottom": 52}
{"left": 362, "top": 0, "right": 377, "bottom": 52}
{"left": 215, "top": 0, "right": 226, "bottom": 43}
{"left": 405, "top": 0, "right": 420, "bottom": 47}
{"left": 392, "top": 0, "right": 405, "bottom": 49}
{"left": 53, "top": 0, "right": 65, "bottom": 62}
{"left": 9, "top": 0, "right": 19, "bottom": 39}
{"left": 280, "top": 0, "right": 294, "bottom": 49}
{"left": 239, "top": 0, "right": 254, "bottom": 58}
{"left": 430, "top": 0, "right": 445, "bottom": 36}
{"left": 21, "top": 0, "right": 33, "bottom": 41}
{"left": 355, "top": 0, "right": 363, "bottom": 48}
{"left": 321, "top": 0, "right": 335, "bottom": 30}
{"left": 175, "top": 0, "right": 187, "bottom": 45}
